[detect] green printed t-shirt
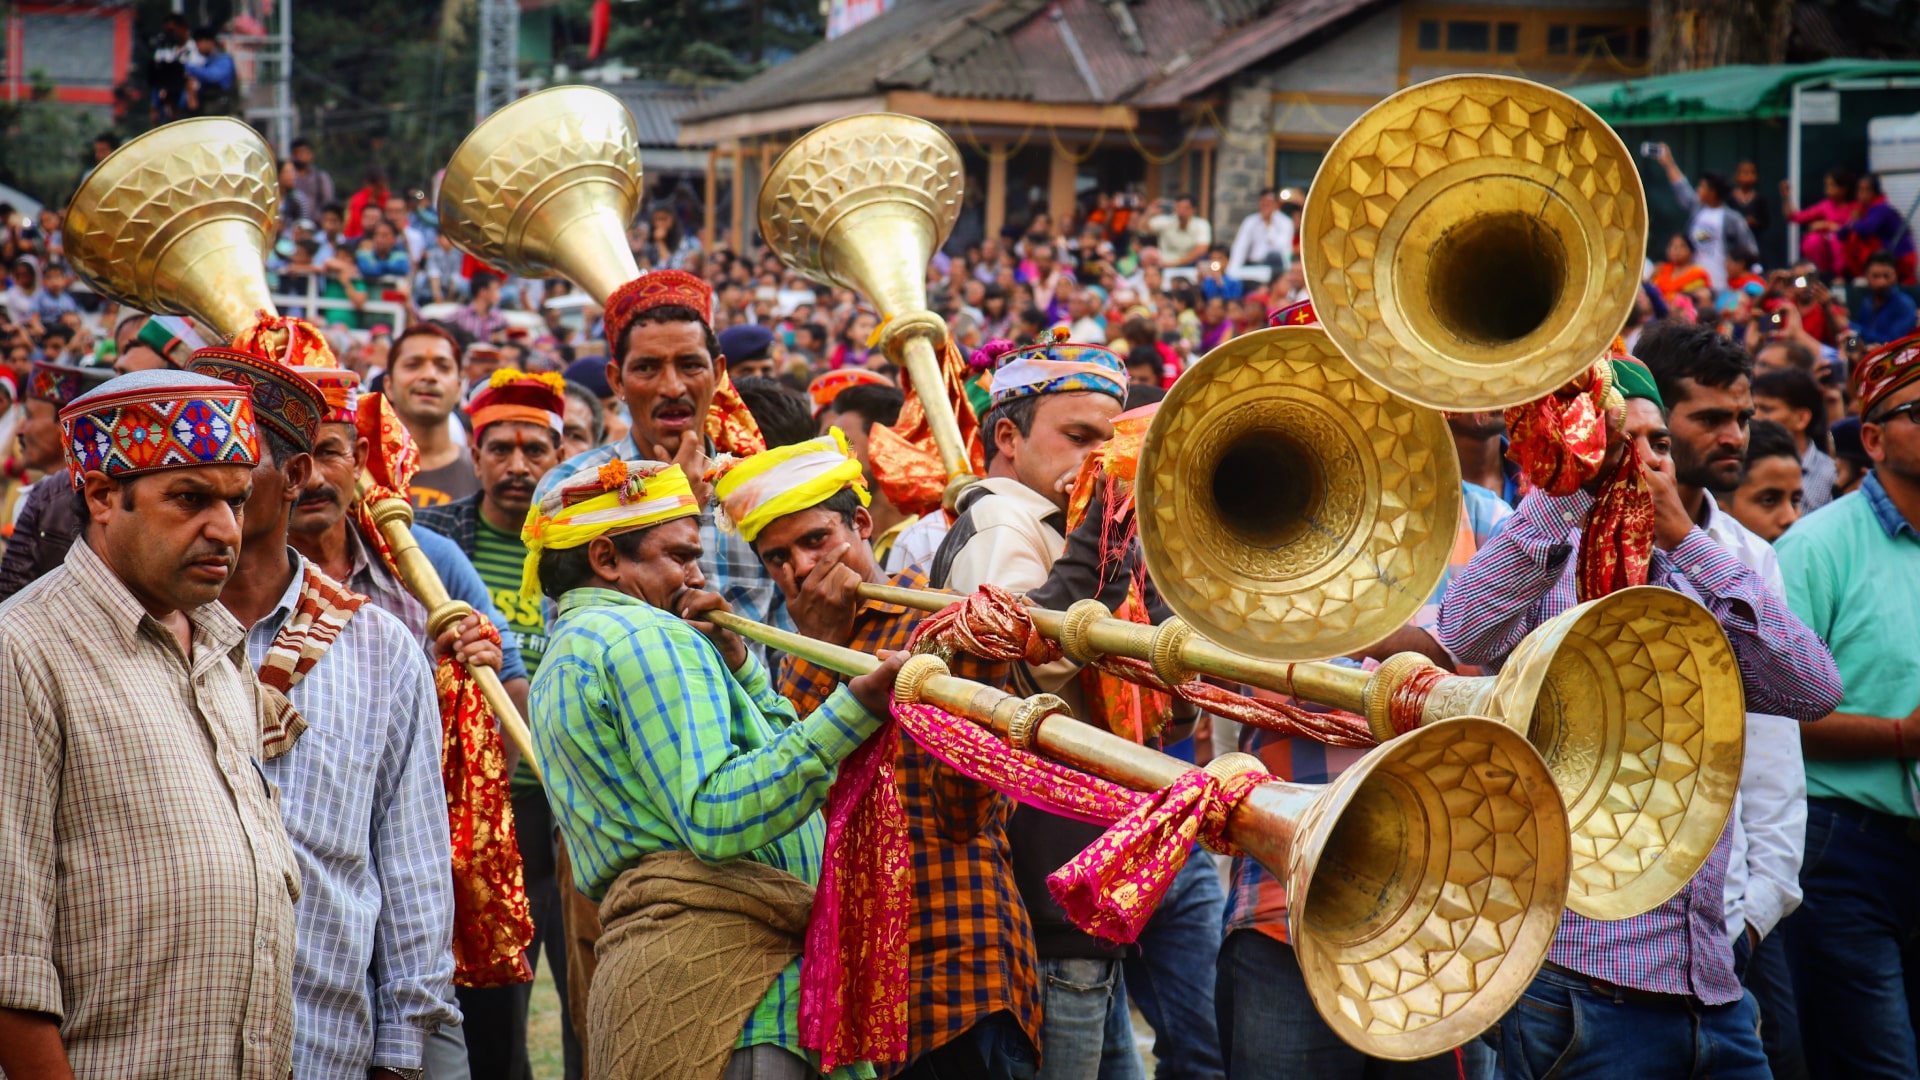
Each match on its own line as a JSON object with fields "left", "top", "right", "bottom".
{"left": 473, "top": 513, "right": 549, "bottom": 791}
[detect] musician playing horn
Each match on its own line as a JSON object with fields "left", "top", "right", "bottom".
{"left": 712, "top": 429, "right": 1044, "bottom": 1076}
{"left": 1437, "top": 336, "right": 1843, "bottom": 1079}
{"left": 522, "top": 459, "right": 904, "bottom": 1080}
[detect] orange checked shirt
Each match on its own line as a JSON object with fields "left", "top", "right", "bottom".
{"left": 778, "top": 564, "right": 1042, "bottom": 1073}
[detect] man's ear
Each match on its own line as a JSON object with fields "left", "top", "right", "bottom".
{"left": 353, "top": 435, "right": 372, "bottom": 471}
{"left": 586, "top": 534, "right": 623, "bottom": 584}
{"left": 81, "top": 471, "right": 120, "bottom": 524}
{"left": 285, "top": 454, "right": 314, "bottom": 499}
{"left": 993, "top": 414, "right": 1021, "bottom": 464}
{"left": 852, "top": 504, "right": 874, "bottom": 541}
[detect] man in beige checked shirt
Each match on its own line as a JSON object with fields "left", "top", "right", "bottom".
{"left": 0, "top": 370, "right": 301, "bottom": 1079}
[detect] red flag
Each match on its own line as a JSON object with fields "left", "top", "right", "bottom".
{"left": 588, "top": 0, "right": 611, "bottom": 59}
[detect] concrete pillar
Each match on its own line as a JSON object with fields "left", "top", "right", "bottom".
{"left": 1215, "top": 76, "right": 1277, "bottom": 236}
{"left": 986, "top": 140, "right": 1008, "bottom": 240}
{"left": 702, "top": 147, "right": 718, "bottom": 254}
{"left": 1048, "top": 143, "right": 1077, "bottom": 226}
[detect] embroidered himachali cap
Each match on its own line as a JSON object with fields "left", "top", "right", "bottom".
{"left": 712, "top": 427, "right": 870, "bottom": 543}
{"left": 986, "top": 331, "right": 1128, "bottom": 409}
{"left": 806, "top": 367, "right": 894, "bottom": 415}
{"left": 1854, "top": 330, "right": 1920, "bottom": 419}
{"left": 187, "top": 344, "right": 328, "bottom": 453}
{"left": 28, "top": 360, "right": 113, "bottom": 409}
{"left": 517, "top": 459, "right": 702, "bottom": 604}
{"left": 466, "top": 369, "right": 567, "bottom": 437}
{"left": 602, "top": 268, "right": 714, "bottom": 350}
{"left": 59, "top": 369, "right": 260, "bottom": 490}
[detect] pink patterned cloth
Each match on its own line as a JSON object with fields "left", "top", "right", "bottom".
{"left": 799, "top": 699, "right": 1270, "bottom": 1069}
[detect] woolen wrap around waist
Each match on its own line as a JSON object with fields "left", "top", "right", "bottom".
{"left": 590, "top": 850, "right": 815, "bottom": 1080}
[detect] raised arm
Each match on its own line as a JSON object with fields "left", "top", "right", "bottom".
{"left": 1435, "top": 488, "right": 1583, "bottom": 666}
{"left": 1664, "top": 531, "right": 1843, "bottom": 721}
{"left": 613, "top": 621, "right": 883, "bottom": 862}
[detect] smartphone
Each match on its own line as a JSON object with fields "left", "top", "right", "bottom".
{"left": 1845, "top": 334, "right": 1863, "bottom": 354}
{"left": 1792, "top": 275, "right": 1809, "bottom": 289}
{"left": 1209, "top": 261, "right": 1223, "bottom": 273}
{"left": 1768, "top": 310, "right": 1786, "bottom": 328}
{"left": 1639, "top": 141, "right": 1660, "bottom": 158}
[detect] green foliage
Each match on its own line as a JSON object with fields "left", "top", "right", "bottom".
{"left": 0, "top": 75, "right": 99, "bottom": 208}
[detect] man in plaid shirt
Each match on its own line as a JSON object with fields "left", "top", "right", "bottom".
{"left": 715, "top": 430, "right": 1043, "bottom": 1078}
{"left": 1437, "top": 329, "right": 1843, "bottom": 1080}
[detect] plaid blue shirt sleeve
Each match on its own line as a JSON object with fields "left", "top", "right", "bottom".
{"left": 607, "top": 617, "right": 880, "bottom": 862}
{"left": 368, "top": 629, "right": 457, "bottom": 1067}
{"left": 1436, "top": 488, "right": 1590, "bottom": 666}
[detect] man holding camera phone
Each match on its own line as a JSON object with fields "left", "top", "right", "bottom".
{"left": 1650, "top": 143, "right": 1757, "bottom": 294}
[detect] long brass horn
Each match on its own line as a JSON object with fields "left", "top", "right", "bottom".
{"left": 707, "top": 609, "right": 1569, "bottom": 1060}
{"left": 1301, "top": 74, "right": 1647, "bottom": 410}
{"left": 1137, "top": 326, "right": 1463, "bottom": 661}
{"left": 436, "top": 84, "right": 646, "bottom": 306}
{"left": 65, "top": 117, "right": 281, "bottom": 338}
{"left": 61, "top": 118, "right": 543, "bottom": 783}
{"left": 862, "top": 580, "right": 1740, "bottom": 922}
{"left": 758, "top": 114, "right": 977, "bottom": 507}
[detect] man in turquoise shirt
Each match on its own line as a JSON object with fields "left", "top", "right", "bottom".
{"left": 525, "top": 458, "right": 903, "bottom": 1080}
{"left": 1777, "top": 330, "right": 1920, "bottom": 1077}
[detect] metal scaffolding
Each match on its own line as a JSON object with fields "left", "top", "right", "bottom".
{"left": 475, "top": 0, "right": 520, "bottom": 121}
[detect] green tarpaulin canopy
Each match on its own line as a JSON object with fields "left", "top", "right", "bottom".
{"left": 1570, "top": 60, "right": 1920, "bottom": 125}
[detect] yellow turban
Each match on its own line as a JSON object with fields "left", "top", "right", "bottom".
{"left": 713, "top": 427, "right": 870, "bottom": 543}
{"left": 519, "top": 460, "right": 701, "bottom": 605}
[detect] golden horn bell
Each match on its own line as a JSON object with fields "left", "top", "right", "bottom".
{"left": 861, "top": 577, "right": 1740, "bottom": 922}
{"left": 436, "top": 84, "right": 645, "bottom": 306}
{"left": 707, "top": 602, "right": 1569, "bottom": 1060}
{"left": 1137, "top": 326, "right": 1463, "bottom": 661}
{"left": 1301, "top": 74, "right": 1647, "bottom": 410}
{"left": 759, "top": 114, "right": 978, "bottom": 502}
{"left": 64, "top": 117, "right": 281, "bottom": 340}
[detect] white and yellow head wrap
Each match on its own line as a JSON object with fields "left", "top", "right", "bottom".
{"left": 519, "top": 459, "right": 701, "bottom": 603}
{"left": 712, "top": 427, "right": 870, "bottom": 543}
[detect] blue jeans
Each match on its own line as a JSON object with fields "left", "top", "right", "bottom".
{"left": 1734, "top": 925, "right": 1805, "bottom": 1080}
{"left": 1214, "top": 929, "right": 1468, "bottom": 1080}
{"left": 1038, "top": 957, "right": 1143, "bottom": 1080}
{"left": 1784, "top": 797, "right": 1920, "bottom": 1079}
{"left": 1492, "top": 965, "right": 1769, "bottom": 1080}
{"left": 1122, "top": 854, "right": 1226, "bottom": 1079}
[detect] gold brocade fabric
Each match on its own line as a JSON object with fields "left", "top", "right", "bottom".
{"left": 705, "top": 370, "right": 768, "bottom": 457}
{"left": 869, "top": 341, "right": 985, "bottom": 517}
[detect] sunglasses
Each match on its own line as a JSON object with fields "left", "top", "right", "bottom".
{"left": 1870, "top": 400, "right": 1920, "bottom": 426}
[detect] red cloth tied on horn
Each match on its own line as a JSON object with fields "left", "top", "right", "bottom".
{"left": 867, "top": 335, "right": 986, "bottom": 518}
{"left": 1503, "top": 359, "right": 1654, "bottom": 600}
{"left": 355, "top": 391, "right": 534, "bottom": 987}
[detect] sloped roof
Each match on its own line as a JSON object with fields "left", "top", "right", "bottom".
{"left": 680, "top": 0, "right": 1318, "bottom": 125}
{"left": 602, "top": 81, "right": 713, "bottom": 147}
{"left": 1130, "top": 0, "right": 1377, "bottom": 107}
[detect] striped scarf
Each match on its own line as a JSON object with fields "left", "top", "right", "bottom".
{"left": 257, "top": 561, "right": 368, "bottom": 759}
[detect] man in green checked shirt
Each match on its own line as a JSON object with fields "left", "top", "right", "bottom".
{"left": 524, "top": 457, "right": 905, "bottom": 1080}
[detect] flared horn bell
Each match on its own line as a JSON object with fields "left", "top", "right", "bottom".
{"left": 1428, "top": 586, "right": 1746, "bottom": 920}
{"left": 1251, "top": 717, "right": 1567, "bottom": 1058}
{"left": 1301, "top": 74, "right": 1646, "bottom": 410}
{"left": 759, "top": 114, "right": 978, "bottom": 501}
{"left": 1137, "top": 326, "right": 1462, "bottom": 661}
{"left": 436, "top": 84, "right": 644, "bottom": 305}
{"left": 64, "top": 117, "right": 280, "bottom": 340}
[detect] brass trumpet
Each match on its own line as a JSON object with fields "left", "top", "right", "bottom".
{"left": 63, "top": 117, "right": 542, "bottom": 782}
{"left": 758, "top": 114, "right": 978, "bottom": 507}
{"left": 1300, "top": 74, "right": 1647, "bottom": 410}
{"left": 859, "top": 578, "right": 1741, "bottom": 922}
{"left": 705, "top": 608, "right": 1570, "bottom": 1060}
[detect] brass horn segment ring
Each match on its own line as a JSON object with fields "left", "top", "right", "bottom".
{"left": 1286, "top": 716, "right": 1568, "bottom": 1059}
{"left": 1302, "top": 74, "right": 1647, "bottom": 410}
{"left": 1137, "top": 326, "right": 1462, "bottom": 662}
{"left": 1490, "top": 585, "right": 1745, "bottom": 921}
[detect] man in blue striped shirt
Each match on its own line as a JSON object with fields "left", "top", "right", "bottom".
{"left": 208, "top": 348, "right": 460, "bottom": 1080}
